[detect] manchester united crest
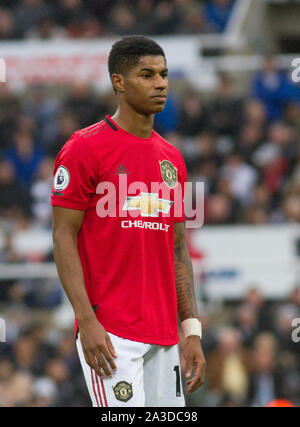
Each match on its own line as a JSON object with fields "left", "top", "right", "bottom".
{"left": 159, "top": 160, "right": 178, "bottom": 188}
{"left": 113, "top": 381, "right": 133, "bottom": 402}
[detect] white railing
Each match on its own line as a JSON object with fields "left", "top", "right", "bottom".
{"left": 0, "top": 263, "right": 58, "bottom": 280}
{"left": 202, "top": 53, "right": 300, "bottom": 72}
{"left": 225, "top": 0, "right": 254, "bottom": 40}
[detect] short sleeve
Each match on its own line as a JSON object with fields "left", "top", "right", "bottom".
{"left": 174, "top": 152, "right": 187, "bottom": 223}
{"left": 51, "top": 133, "right": 98, "bottom": 211}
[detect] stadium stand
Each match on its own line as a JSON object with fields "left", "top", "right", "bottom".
{"left": 0, "top": 0, "right": 234, "bottom": 40}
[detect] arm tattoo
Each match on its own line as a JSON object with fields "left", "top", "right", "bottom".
{"left": 174, "top": 222, "right": 198, "bottom": 321}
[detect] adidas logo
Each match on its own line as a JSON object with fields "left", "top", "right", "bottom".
{"left": 115, "top": 164, "right": 130, "bottom": 175}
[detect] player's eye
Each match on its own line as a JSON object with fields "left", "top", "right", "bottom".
{"left": 142, "top": 74, "right": 151, "bottom": 79}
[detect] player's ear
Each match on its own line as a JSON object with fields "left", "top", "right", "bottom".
{"left": 111, "top": 74, "right": 125, "bottom": 94}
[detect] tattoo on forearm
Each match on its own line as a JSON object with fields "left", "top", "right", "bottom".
{"left": 174, "top": 222, "right": 197, "bottom": 321}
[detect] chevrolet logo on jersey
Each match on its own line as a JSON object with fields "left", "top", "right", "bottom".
{"left": 123, "top": 192, "right": 173, "bottom": 217}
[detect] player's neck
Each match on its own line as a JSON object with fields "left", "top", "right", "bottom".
{"left": 111, "top": 106, "right": 154, "bottom": 139}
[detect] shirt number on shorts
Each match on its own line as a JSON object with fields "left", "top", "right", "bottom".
{"left": 173, "top": 365, "right": 181, "bottom": 397}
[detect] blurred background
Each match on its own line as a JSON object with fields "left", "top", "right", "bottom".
{"left": 0, "top": 0, "right": 300, "bottom": 407}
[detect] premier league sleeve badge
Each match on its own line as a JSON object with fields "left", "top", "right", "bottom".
{"left": 53, "top": 166, "right": 70, "bottom": 191}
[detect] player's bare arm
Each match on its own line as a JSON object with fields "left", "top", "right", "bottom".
{"left": 52, "top": 206, "right": 117, "bottom": 379}
{"left": 174, "top": 222, "right": 206, "bottom": 393}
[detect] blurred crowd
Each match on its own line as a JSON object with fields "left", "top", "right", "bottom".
{"left": 1, "top": 40, "right": 300, "bottom": 405}
{"left": 0, "top": 312, "right": 90, "bottom": 406}
{"left": 0, "top": 283, "right": 300, "bottom": 406}
{"left": 182, "top": 286, "right": 300, "bottom": 407}
{"left": 0, "top": 0, "right": 233, "bottom": 40}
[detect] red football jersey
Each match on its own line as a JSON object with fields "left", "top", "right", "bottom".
{"left": 51, "top": 116, "right": 187, "bottom": 345}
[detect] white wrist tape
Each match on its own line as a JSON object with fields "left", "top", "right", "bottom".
{"left": 182, "top": 318, "right": 202, "bottom": 339}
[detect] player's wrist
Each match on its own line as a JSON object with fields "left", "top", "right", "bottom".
{"left": 76, "top": 312, "right": 97, "bottom": 326}
{"left": 181, "top": 318, "right": 202, "bottom": 339}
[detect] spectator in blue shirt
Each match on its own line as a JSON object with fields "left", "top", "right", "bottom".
{"left": 4, "top": 130, "right": 45, "bottom": 189}
{"left": 204, "top": 0, "right": 234, "bottom": 33}
{"left": 252, "top": 56, "right": 300, "bottom": 122}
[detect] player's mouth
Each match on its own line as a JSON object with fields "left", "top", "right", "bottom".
{"left": 151, "top": 95, "right": 167, "bottom": 102}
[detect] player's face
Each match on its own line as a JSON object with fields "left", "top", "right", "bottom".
{"left": 122, "top": 55, "right": 168, "bottom": 114}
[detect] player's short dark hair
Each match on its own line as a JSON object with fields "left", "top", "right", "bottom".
{"left": 108, "top": 35, "right": 166, "bottom": 78}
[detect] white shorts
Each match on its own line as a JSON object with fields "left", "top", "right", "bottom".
{"left": 76, "top": 332, "right": 185, "bottom": 407}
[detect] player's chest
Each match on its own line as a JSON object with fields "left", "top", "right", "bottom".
{"left": 96, "top": 144, "right": 180, "bottom": 191}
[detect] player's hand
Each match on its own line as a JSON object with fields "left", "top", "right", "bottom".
{"left": 182, "top": 335, "right": 206, "bottom": 393}
{"left": 78, "top": 317, "right": 117, "bottom": 379}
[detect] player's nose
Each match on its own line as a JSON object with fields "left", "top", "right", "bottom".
{"left": 154, "top": 74, "right": 168, "bottom": 90}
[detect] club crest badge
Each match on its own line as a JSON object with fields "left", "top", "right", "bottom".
{"left": 112, "top": 381, "right": 133, "bottom": 402}
{"left": 159, "top": 160, "right": 178, "bottom": 188}
{"left": 53, "top": 166, "right": 70, "bottom": 191}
